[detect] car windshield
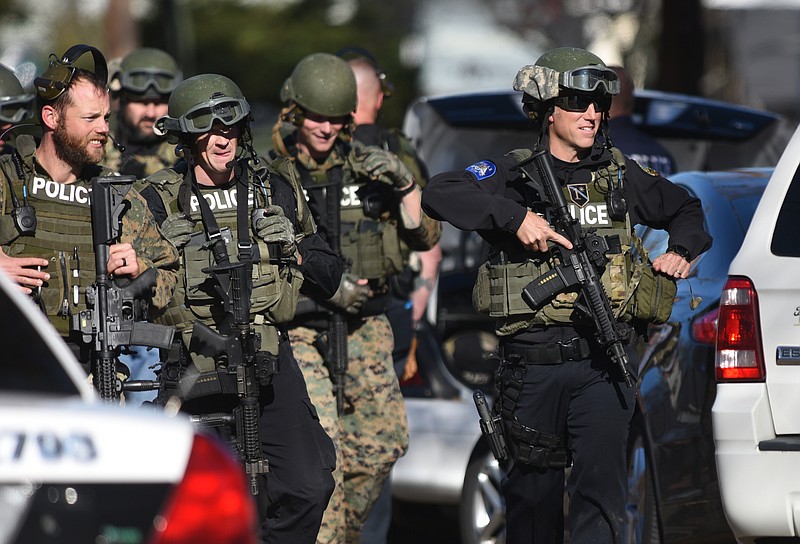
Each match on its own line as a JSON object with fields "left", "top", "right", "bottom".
{"left": 0, "top": 283, "right": 81, "bottom": 395}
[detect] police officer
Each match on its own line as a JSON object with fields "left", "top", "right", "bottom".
{"left": 608, "top": 65, "right": 677, "bottom": 176}
{"left": 271, "top": 52, "right": 439, "bottom": 544}
{"left": 101, "top": 47, "right": 183, "bottom": 404}
{"left": 422, "top": 47, "right": 712, "bottom": 544}
{"left": 0, "top": 62, "right": 35, "bottom": 154}
{"left": 0, "top": 45, "right": 178, "bottom": 364}
{"left": 340, "top": 48, "right": 442, "bottom": 544}
{"left": 139, "top": 73, "right": 339, "bottom": 544}
{"left": 103, "top": 47, "right": 182, "bottom": 177}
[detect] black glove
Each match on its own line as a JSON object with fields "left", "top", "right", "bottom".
{"left": 160, "top": 213, "right": 195, "bottom": 249}
{"left": 361, "top": 147, "right": 415, "bottom": 192}
{"left": 327, "top": 274, "right": 371, "bottom": 315}
{"left": 254, "top": 205, "right": 298, "bottom": 260}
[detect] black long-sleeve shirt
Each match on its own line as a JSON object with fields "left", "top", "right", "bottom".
{"left": 422, "top": 146, "right": 712, "bottom": 261}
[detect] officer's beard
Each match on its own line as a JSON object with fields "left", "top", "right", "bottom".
{"left": 52, "top": 122, "right": 105, "bottom": 170}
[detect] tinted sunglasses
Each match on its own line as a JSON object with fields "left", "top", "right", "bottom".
{"left": 554, "top": 94, "right": 612, "bottom": 113}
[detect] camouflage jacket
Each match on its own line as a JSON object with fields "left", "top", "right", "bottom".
{"left": 0, "top": 135, "right": 179, "bottom": 329}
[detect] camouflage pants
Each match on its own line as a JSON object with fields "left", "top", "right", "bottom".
{"left": 291, "top": 314, "right": 409, "bottom": 544}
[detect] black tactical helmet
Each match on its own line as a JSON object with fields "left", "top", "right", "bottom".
{"left": 513, "top": 47, "right": 620, "bottom": 104}
{"left": 0, "top": 63, "right": 34, "bottom": 124}
{"left": 280, "top": 53, "right": 357, "bottom": 117}
{"left": 154, "top": 74, "right": 251, "bottom": 140}
{"left": 112, "top": 48, "right": 182, "bottom": 100}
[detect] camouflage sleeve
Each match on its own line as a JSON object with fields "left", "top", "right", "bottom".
{"left": 120, "top": 188, "right": 179, "bottom": 314}
{"left": 397, "top": 208, "right": 441, "bottom": 251}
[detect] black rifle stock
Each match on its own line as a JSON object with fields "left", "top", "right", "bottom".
{"left": 194, "top": 260, "right": 273, "bottom": 496}
{"left": 75, "top": 176, "right": 175, "bottom": 402}
{"left": 517, "top": 149, "right": 634, "bottom": 387}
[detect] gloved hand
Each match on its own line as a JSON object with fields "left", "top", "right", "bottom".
{"left": 327, "top": 273, "right": 371, "bottom": 315}
{"left": 160, "top": 213, "right": 195, "bottom": 249}
{"left": 360, "top": 147, "right": 415, "bottom": 192}
{"left": 254, "top": 205, "right": 298, "bottom": 259}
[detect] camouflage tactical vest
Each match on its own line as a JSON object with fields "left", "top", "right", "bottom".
{"left": 473, "top": 147, "right": 669, "bottom": 336}
{"left": 299, "top": 144, "right": 404, "bottom": 283}
{"left": 0, "top": 137, "right": 116, "bottom": 335}
{"left": 147, "top": 164, "right": 305, "bottom": 358}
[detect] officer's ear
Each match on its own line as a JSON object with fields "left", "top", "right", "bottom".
{"left": 40, "top": 104, "right": 59, "bottom": 131}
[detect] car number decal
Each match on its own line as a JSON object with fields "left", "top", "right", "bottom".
{"left": 0, "top": 431, "right": 97, "bottom": 462}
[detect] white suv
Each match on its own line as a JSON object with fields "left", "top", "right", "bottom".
{"left": 712, "top": 124, "right": 800, "bottom": 543}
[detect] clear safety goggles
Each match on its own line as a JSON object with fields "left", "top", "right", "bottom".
{"left": 158, "top": 96, "right": 250, "bottom": 135}
{"left": 119, "top": 68, "right": 181, "bottom": 95}
{"left": 559, "top": 66, "right": 620, "bottom": 95}
{"left": 554, "top": 93, "right": 612, "bottom": 113}
{"left": 0, "top": 94, "right": 35, "bottom": 124}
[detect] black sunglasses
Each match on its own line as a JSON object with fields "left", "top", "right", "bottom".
{"left": 554, "top": 94, "right": 612, "bottom": 113}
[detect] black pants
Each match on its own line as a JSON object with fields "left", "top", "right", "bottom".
{"left": 181, "top": 339, "right": 336, "bottom": 544}
{"left": 501, "top": 355, "right": 636, "bottom": 544}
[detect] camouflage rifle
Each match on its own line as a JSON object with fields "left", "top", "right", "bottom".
{"left": 73, "top": 175, "right": 175, "bottom": 402}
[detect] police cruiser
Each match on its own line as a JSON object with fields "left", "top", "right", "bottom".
{"left": 0, "top": 269, "right": 258, "bottom": 544}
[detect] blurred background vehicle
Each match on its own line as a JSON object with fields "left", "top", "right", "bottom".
{"left": 390, "top": 88, "right": 790, "bottom": 544}
{"left": 0, "top": 270, "right": 259, "bottom": 544}
{"left": 712, "top": 120, "right": 800, "bottom": 544}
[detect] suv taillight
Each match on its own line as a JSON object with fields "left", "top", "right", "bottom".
{"left": 715, "top": 276, "right": 765, "bottom": 382}
{"left": 148, "top": 434, "right": 258, "bottom": 544}
{"left": 691, "top": 305, "right": 719, "bottom": 345}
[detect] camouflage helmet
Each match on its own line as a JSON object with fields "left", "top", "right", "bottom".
{"left": 280, "top": 53, "right": 357, "bottom": 117}
{"left": 154, "top": 73, "right": 251, "bottom": 140}
{"left": 0, "top": 63, "right": 34, "bottom": 124}
{"left": 513, "top": 47, "right": 620, "bottom": 103}
{"left": 112, "top": 47, "right": 182, "bottom": 100}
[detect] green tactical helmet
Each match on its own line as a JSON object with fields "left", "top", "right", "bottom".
{"left": 513, "top": 47, "right": 620, "bottom": 103}
{"left": 112, "top": 47, "right": 182, "bottom": 99}
{"left": 154, "top": 73, "right": 251, "bottom": 139}
{"left": 280, "top": 53, "right": 357, "bottom": 117}
{"left": 0, "top": 63, "right": 35, "bottom": 124}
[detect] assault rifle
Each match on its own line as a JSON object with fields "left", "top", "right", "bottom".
{"left": 517, "top": 148, "right": 634, "bottom": 387}
{"left": 319, "top": 180, "right": 349, "bottom": 415}
{"left": 74, "top": 176, "right": 175, "bottom": 402}
{"left": 187, "top": 260, "right": 275, "bottom": 496}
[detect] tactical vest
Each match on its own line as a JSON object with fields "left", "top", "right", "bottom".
{"left": 299, "top": 145, "right": 404, "bottom": 283}
{"left": 0, "top": 139, "right": 115, "bottom": 335}
{"left": 148, "top": 166, "right": 305, "bottom": 358}
{"left": 473, "top": 147, "right": 649, "bottom": 336}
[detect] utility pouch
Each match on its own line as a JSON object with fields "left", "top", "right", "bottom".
{"left": 623, "top": 265, "right": 677, "bottom": 324}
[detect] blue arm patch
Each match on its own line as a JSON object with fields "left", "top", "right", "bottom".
{"left": 465, "top": 160, "right": 497, "bottom": 180}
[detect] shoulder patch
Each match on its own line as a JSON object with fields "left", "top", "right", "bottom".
{"left": 633, "top": 159, "right": 660, "bottom": 177}
{"left": 465, "top": 160, "right": 497, "bottom": 180}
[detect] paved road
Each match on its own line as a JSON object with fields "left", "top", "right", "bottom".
{"left": 387, "top": 501, "right": 462, "bottom": 544}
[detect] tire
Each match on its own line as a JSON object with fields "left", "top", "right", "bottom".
{"left": 624, "top": 427, "right": 661, "bottom": 544}
{"left": 460, "top": 450, "right": 506, "bottom": 544}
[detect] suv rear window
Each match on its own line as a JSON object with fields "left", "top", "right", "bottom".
{"left": 771, "top": 166, "right": 800, "bottom": 256}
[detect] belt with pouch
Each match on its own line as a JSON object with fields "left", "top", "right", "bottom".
{"left": 502, "top": 337, "right": 591, "bottom": 364}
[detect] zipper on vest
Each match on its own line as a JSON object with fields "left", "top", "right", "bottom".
{"left": 57, "top": 250, "right": 70, "bottom": 318}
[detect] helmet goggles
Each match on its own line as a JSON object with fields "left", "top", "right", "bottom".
{"left": 168, "top": 96, "right": 250, "bottom": 134}
{"left": 119, "top": 68, "right": 181, "bottom": 95}
{"left": 0, "top": 94, "right": 35, "bottom": 124}
{"left": 559, "top": 66, "right": 620, "bottom": 95}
